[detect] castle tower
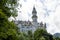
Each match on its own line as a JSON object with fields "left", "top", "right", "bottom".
{"left": 32, "top": 6, "right": 37, "bottom": 25}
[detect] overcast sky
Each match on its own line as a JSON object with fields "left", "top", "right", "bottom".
{"left": 9, "top": 0, "right": 60, "bottom": 34}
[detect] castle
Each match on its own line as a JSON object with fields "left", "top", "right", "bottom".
{"left": 14, "top": 6, "right": 46, "bottom": 32}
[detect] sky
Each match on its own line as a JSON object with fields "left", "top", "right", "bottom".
{"left": 9, "top": 0, "right": 60, "bottom": 34}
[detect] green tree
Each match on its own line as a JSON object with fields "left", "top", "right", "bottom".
{"left": 0, "top": 12, "right": 19, "bottom": 40}
{"left": 34, "top": 28, "right": 53, "bottom": 40}
{"left": 0, "top": 0, "right": 19, "bottom": 40}
{"left": 0, "top": 0, "right": 18, "bottom": 18}
{"left": 34, "top": 28, "right": 47, "bottom": 40}
{"left": 27, "top": 31, "right": 33, "bottom": 40}
{"left": 39, "top": 36, "right": 45, "bottom": 40}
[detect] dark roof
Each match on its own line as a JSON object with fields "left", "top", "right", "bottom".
{"left": 32, "top": 6, "right": 37, "bottom": 13}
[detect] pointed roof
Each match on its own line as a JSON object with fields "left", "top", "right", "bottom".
{"left": 32, "top": 6, "right": 37, "bottom": 13}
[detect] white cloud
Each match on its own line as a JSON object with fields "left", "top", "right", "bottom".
{"left": 45, "top": 0, "right": 60, "bottom": 34}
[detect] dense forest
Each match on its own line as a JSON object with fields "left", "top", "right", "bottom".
{"left": 0, "top": 0, "right": 60, "bottom": 40}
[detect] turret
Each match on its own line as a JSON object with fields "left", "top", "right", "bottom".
{"left": 32, "top": 6, "right": 37, "bottom": 25}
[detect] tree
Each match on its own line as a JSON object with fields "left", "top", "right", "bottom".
{"left": 0, "top": 0, "right": 19, "bottom": 40}
{"left": 34, "top": 28, "right": 46, "bottom": 40}
{"left": 39, "top": 36, "right": 45, "bottom": 40}
{"left": 0, "top": 12, "right": 19, "bottom": 40}
{"left": 0, "top": 0, "right": 18, "bottom": 18}
{"left": 34, "top": 28, "right": 53, "bottom": 40}
{"left": 27, "top": 31, "right": 33, "bottom": 40}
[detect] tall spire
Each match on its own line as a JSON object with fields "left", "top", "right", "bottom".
{"left": 32, "top": 6, "right": 37, "bottom": 13}
{"left": 32, "top": 6, "right": 37, "bottom": 25}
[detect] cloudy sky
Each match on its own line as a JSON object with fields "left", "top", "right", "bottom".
{"left": 11, "top": 0, "right": 60, "bottom": 34}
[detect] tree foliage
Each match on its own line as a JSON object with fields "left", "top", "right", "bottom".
{"left": 0, "top": 0, "right": 18, "bottom": 18}
{"left": 0, "top": 0, "right": 19, "bottom": 40}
